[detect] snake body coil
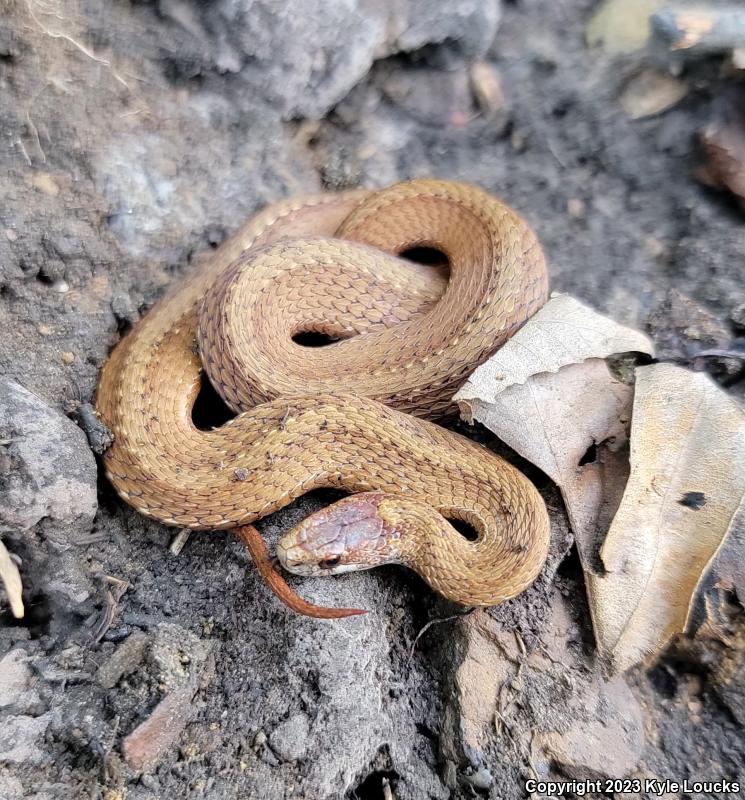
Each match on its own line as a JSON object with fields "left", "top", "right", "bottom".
{"left": 96, "top": 180, "right": 551, "bottom": 607}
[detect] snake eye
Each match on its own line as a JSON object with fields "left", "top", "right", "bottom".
{"left": 319, "top": 555, "right": 341, "bottom": 569}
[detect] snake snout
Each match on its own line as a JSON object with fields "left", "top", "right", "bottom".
{"left": 275, "top": 538, "right": 312, "bottom": 575}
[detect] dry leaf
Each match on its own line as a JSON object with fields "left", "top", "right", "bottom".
{"left": 699, "top": 111, "right": 745, "bottom": 209}
{"left": 455, "top": 297, "right": 652, "bottom": 563}
{"left": 456, "top": 297, "right": 745, "bottom": 672}
{"left": 620, "top": 69, "right": 687, "bottom": 120}
{"left": 456, "top": 293, "right": 653, "bottom": 412}
{"left": 0, "top": 539, "right": 24, "bottom": 618}
{"left": 590, "top": 364, "right": 745, "bottom": 671}
{"left": 585, "top": 0, "right": 666, "bottom": 53}
{"left": 454, "top": 295, "right": 655, "bottom": 668}
{"left": 459, "top": 357, "right": 634, "bottom": 580}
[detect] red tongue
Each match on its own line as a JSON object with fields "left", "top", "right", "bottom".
{"left": 233, "top": 524, "right": 367, "bottom": 619}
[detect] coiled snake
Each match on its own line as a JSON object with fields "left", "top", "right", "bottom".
{"left": 96, "top": 179, "right": 551, "bottom": 616}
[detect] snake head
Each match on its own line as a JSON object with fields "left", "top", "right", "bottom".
{"left": 276, "top": 493, "right": 404, "bottom": 577}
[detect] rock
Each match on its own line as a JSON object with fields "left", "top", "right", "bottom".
{"left": 463, "top": 767, "right": 494, "bottom": 791}
{"left": 253, "top": 730, "right": 267, "bottom": 749}
{"left": 440, "top": 611, "right": 516, "bottom": 768}
{"left": 0, "top": 713, "right": 52, "bottom": 766}
{"left": 122, "top": 640, "right": 215, "bottom": 771}
{"left": 731, "top": 302, "right": 745, "bottom": 332}
{"left": 620, "top": 69, "right": 687, "bottom": 119}
{"left": 0, "top": 379, "right": 97, "bottom": 537}
{"left": 0, "top": 771, "right": 24, "bottom": 799}
{"left": 648, "top": 290, "right": 740, "bottom": 375}
{"left": 148, "top": 0, "right": 502, "bottom": 120}
{"left": 148, "top": 623, "right": 212, "bottom": 691}
{"left": 567, "top": 198, "right": 586, "bottom": 219}
{"left": 269, "top": 712, "right": 311, "bottom": 761}
{"left": 122, "top": 682, "right": 198, "bottom": 772}
{"left": 380, "top": 65, "right": 473, "bottom": 127}
{"left": 537, "top": 677, "right": 644, "bottom": 779}
{"left": 0, "top": 648, "right": 31, "bottom": 708}
{"left": 96, "top": 632, "right": 149, "bottom": 690}
{"left": 712, "top": 628, "right": 745, "bottom": 726}
{"left": 651, "top": 6, "right": 745, "bottom": 56}
{"left": 121, "top": 626, "right": 216, "bottom": 770}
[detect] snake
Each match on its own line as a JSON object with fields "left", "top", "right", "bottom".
{"left": 96, "top": 179, "right": 551, "bottom": 614}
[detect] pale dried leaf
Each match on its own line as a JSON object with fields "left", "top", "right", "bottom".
{"left": 592, "top": 364, "right": 745, "bottom": 671}
{"left": 0, "top": 539, "right": 24, "bottom": 618}
{"left": 620, "top": 69, "right": 687, "bottom": 119}
{"left": 459, "top": 357, "right": 633, "bottom": 576}
{"left": 586, "top": 0, "right": 666, "bottom": 53}
{"left": 455, "top": 294, "right": 653, "bottom": 413}
{"left": 700, "top": 112, "right": 745, "bottom": 208}
{"left": 459, "top": 358, "right": 630, "bottom": 487}
{"left": 455, "top": 295, "right": 650, "bottom": 582}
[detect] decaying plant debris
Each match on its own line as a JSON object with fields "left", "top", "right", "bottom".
{"left": 0, "top": 540, "right": 24, "bottom": 620}
{"left": 458, "top": 299, "right": 745, "bottom": 673}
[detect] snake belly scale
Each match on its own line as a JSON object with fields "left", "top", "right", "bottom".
{"left": 96, "top": 179, "right": 551, "bottom": 607}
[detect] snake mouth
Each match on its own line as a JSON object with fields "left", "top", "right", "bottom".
{"left": 275, "top": 539, "right": 316, "bottom": 576}
{"left": 275, "top": 540, "right": 292, "bottom": 567}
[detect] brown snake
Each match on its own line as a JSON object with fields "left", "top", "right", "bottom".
{"left": 96, "top": 179, "right": 551, "bottom": 614}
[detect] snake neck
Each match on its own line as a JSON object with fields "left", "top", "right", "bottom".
{"left": 278, "top": 491, "right": 550, "bottom": 608}
{"left": 376, "top": 497, "right": 531, "bottom": 606}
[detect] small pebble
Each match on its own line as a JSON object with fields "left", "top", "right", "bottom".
{"left": 464, "top": 767, "right": 494, "bottom": 791}
{"left": 730, "top": 302, "right": 745, "bottom": 332}
{"left": 253, "top": 730, "right": 267, "bottom": 748}
{"left": 30, "top": 172, "right": 60, "bottom": 196}
{"left": 510, "top": 128, "right": 527, "bottom": 153}
{"left": 268, "top": 712, "right": 310, "bottom": 761}
{"left": 61, "top": 352, "right": 75, "bottom": 365}
{"left": 688, "top": 698, "right": 703, "bottom": 715}
{"left": 140, "top": 774, "right": 160, "bottom": 791}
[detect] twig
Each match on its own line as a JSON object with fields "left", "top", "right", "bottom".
{"left": 15, "top": 139, "right": 33, "bottom": 167}
{"left": 100, "top": 713, "right": 120, "bottom": 783}
{"left": 25, "top": 0, "right": 130, "bottom": 90}
{"left": 169, "top": 528, "right": 192, "bottom": 555}
{"left": 0, "top": 539, "right": 24, "bottom": 619}
{"left": 495, "top": 709, "right": 540, "bottom": 783}
{"left": 408, "top": 609, "right": 474, "bottom": 661}
{"left": 72, "top": 532, "right": 109, "bottom": 546}
{"left": 691, "top": 348, "right": 745, "bottom": 361}
{"left": 91, "top": 575, "right": 129, "bottom": 643}
{"left": 26, "top": 100, "right": 46, "bottom": 164}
